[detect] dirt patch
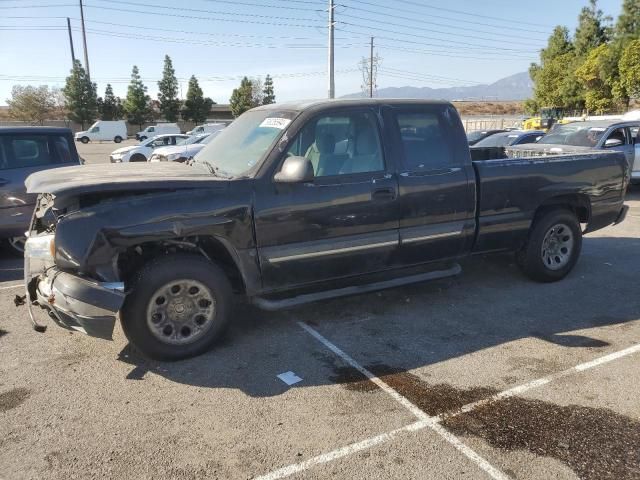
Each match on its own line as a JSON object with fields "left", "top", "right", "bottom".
{"left": 443, "top": 397, "right": 640, "bottom": 480}
{"left": 331, "top": 365, "right": 497, "bottom": 415}
{"left": 0, "top": 387, "right": 30, "bottom": 412}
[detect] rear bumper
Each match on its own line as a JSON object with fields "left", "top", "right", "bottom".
{"left": 614, "top": 205, "right": 629, "bottom": 225}
{"left": 26, "top": 266, "right": 125, "bottom": 340}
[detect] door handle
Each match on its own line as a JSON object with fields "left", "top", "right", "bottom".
{"left": 372, "top": 187, "right": 396, "bottom": 201}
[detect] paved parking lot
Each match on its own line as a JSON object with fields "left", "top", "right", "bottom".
{"left": 0, "top": 144, "right": 638, "bottom": 479}
{"left": 76, "top": 138, "right": 139, "bottom": 164}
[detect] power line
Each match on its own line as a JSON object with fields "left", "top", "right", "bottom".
{"left": 338, "top": 12, "right": 543, "bottom": 47}
{"left": 346, "top": 0, "right": 554, "bottom": 28}
{"left": 336, "top": 0, "right": 550, "bottom": 35}
{"left": 337, "top": 28, "right": 539, "bottom": 57}
{"left": 88, "top": 0, "right": 324, "bottom": 24}
{"left": 80, "top": 3, "right": 321, "bottom": 29}
{"left": 377, "top": 43, "right": 535, "bottom": 62}
{"left": 339, "top": 20, "right": 541, "bottom": 51}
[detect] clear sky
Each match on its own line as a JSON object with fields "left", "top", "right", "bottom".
{"left": 0, "top": 0, "right": 623, "bottom": 105}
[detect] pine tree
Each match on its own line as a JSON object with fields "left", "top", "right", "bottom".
{"left": 262, "top": 74, "right": 275, "bottom": 105}
{"left": 63, "top": 60, "right": 97, "bottom": 129}
{"left": 123, "top": 65, "right": 151, "bottom": 128}
{"left": 97, "top": 84, "right": 122, "bottom": 120}
{"left": 574, "top": 0, "right": 611, "bottom": 57}
{"left": 229, "top": 77, "right": 255, "bottom": 117}
{"left": 615, "top": 0, "right": 640, "bottom": 40}
{"left": 157, "top": 55, "right": 180, "bottom": 122}
{"left": 181, "top": 75, "right": 214, "bottom": 123}
{"left": 528, "top": 27, "right": 583, "bottom": 111}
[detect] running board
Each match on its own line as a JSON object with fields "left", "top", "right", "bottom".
{"left": 252, "top": 263, "right": 462, "bottom": 311}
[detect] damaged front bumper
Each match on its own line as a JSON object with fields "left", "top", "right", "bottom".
{"left": 25, "top": 235, "right": 125, "bottom": 339}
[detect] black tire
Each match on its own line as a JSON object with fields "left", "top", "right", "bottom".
{"left": 114, "top": 136, "right": 123, "bottom": 143}
{"left": 129, "top": 153, "right": 146, "bottom": 162}
{"left": 120, "top": 254, "right": 232, "bottom": 361}
{"left": 516, "top": 208, "right": 582, "bottom": 283}
{"left": 80, "top": 136, "right": 89, "bottom": 144}
{"left": 139, "top": 136, "right": 147, "bottom": 141}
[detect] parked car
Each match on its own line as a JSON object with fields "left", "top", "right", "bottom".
{"left": 631, "top": 125, "right": 640, "bottom": 184}
{"left": 472, "top": 130, "right": 544, "bottom": 148}
{"left": 186, "top": 123, "right": 226, "bottom": 135}
{"left": 24, "top": 100, "right": 628, "bottom": 360}
{"left": 0, "top": 127, "right": 80, "bottom": 254}
{"left": 75, "top": 120, "right": 127, "bottom": 144}
{"left": 148, "top": 133, "right": 219, "bottom": 163}
{"left": 109, "top": 134, "right": 189, "bottom": 163}
{"left": 135, "top": 123, "right": 180, "bottom": 141}
{"left": 466, "top": 129, "right": 507, "bottom": 146}
{"left": 507, "top": 120, "right": 639, "bottom": 171}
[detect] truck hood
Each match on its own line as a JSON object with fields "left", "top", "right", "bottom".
{"left": 25, "top": 162, "right": 222, "bottom": 197}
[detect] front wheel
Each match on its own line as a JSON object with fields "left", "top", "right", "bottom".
{"left": 80, "top": 136, "right": 89, "bottom": 144}
{"left": 516, "top": 209, "right": 582, "bottom": 282}
{"left": 120, "top": 254, "right": 232, "bottom": 360}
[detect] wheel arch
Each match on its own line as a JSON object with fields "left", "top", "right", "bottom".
{"left": 117, "top": 235, "right": 254, "bottom": 296}
{"left": 533, "top": 193, "right": 591, "bottom": 226}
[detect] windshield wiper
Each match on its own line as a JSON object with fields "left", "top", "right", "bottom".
{"left": 194, "top": 160, "right": 233, "bottom": 179}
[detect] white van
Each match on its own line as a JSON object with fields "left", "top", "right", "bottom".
{"left": 136, "top": 123, "right": 180, "bottom": 141}
{"left": 75, "top": 120, "right": 127, "bottom": 144}
{"left": 187, "top": 123, "right": 226, "bottom": 135}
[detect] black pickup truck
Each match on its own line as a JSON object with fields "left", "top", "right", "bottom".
{"left": 23, "top": 100, "right": 629, "bottom": 360}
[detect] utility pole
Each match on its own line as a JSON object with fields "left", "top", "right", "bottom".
{"left": 79, "top": 0, "right": 90, "bottom": 81}
{"left": 369, "top": 37, "right": 374, "bottom": 98}
{"left": 66, "top": 17, "right": 76, "bottom": 69}
{"left": 327, "top": 0, "right": 335, "bottom": 99}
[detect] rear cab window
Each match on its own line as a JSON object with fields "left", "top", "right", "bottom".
{"left": 0, "top": 134, "right": 74, "bottom": 169}
{"left": 391, "top": 108, "right": 457, "bottom": 171}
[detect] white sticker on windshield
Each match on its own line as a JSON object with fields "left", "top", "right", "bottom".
{"left": 260, "top": 117, "right": 291, "bottom": 129}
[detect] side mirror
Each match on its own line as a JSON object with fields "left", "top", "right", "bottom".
{"left": 274, "top": 156, "right": 314, "bottom": 183}
{"left": 605, "top": 138, "right": 624, "bottom": 148}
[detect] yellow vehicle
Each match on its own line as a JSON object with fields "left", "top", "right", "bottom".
{"left": 523, "top": 107, "right": 567, "bottom": 131}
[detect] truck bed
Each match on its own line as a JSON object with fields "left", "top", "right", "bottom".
{"left": 471, "top": 150, "right": 628, "bottom": 253}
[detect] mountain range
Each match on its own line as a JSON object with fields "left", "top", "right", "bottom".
{"left": 343, "top": 71, "right": 533, "bottom": 101}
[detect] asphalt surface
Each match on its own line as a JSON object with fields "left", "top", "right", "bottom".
{"left": 0, "top": 142, "right": 638, "bottom": 480}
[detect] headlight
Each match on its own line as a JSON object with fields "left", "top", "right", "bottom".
{"left": 25, "top": 234, "right": 56, "bottom": 260}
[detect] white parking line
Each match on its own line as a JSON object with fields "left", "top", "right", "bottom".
{"left": 254, "top": 326, "right": 640, "bottom": 480}
{"left": 0, "top": 283, "right": 23, "bottom": 290}
{"left": 253, "top": 420, "right": 430, "bottom": 480}
{"left": 297, "top": 322, "right": 511, "bottom": 480}
{"left": 447, "top": 342, "right": 640, "bottom": 419}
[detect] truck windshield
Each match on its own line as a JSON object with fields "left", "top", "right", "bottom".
{"left": 194, "top": 109, "right": 296, "bottom": 177}
{"left": 540, "top": 124, "right": 607, "bottom": 147}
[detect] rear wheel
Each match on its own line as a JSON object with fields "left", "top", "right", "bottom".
{"left": 516, "top": 208, "right": 582, "bottom": 282}
{"left": 80, "top": 136, "right": 89, "bottom": 144}
{"left": 114, "top": 136, "right": 123, "bottom": 143}
{"left": 120, "top": 254, "right": 232, "bottom": 360}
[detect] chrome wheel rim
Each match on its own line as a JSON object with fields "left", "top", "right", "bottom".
{"left": 8, "top": 236, "right": 26, "bottom": 253}
{"left": 146, "top": 279, "right": 216, "bottom": 345}
{"left": 541, "top": 223, "right": 574, "bottom": 271}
